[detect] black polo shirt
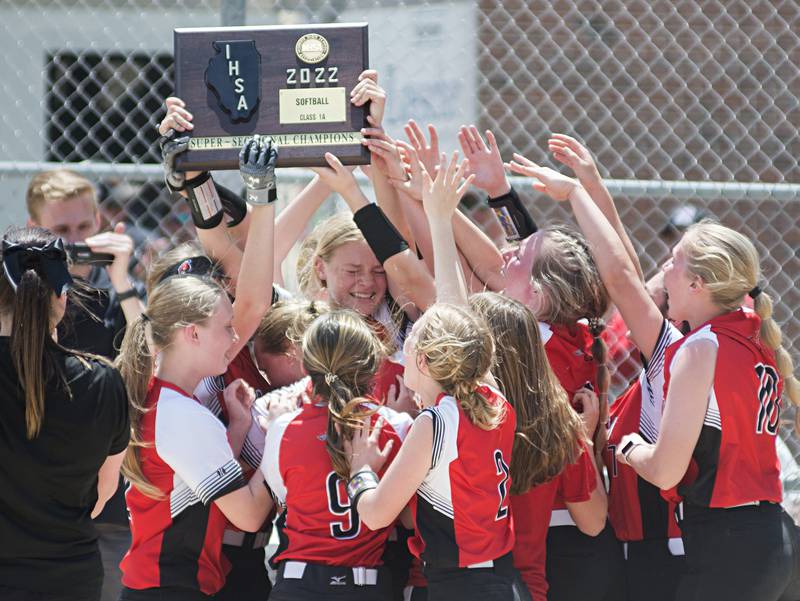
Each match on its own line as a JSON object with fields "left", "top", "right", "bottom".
{"left": 0, "top": 339, "right": 129, "bottom": 595}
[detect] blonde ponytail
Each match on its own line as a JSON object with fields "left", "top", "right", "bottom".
{"left": 588, "top": 317, "right": 610, "bottom": 463}
{"left": 115, "top": 275, "right": 226, "bottom": 499}
{"left": 302, "top": 310, "right": 385, "bottom": 479}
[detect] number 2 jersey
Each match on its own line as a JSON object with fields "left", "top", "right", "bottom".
{"left": 409, "top": 386, "right": 516, "bottom": 568}
{"left": 662, "top": 309, "right": 783, "bottom": 508}
{"left": 262, "top": 396, "right": 413, "bottom": 567}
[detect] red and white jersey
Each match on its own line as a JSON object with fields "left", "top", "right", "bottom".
{"left": 540, "top": 321, "right": 598, "bottom": 398}
{"left": 512, "top": 442, "right": 595, "bottom": 600}
{"left": 409, "top": 386, "right": 516, "bottom": 568}
{"left": 121, "top": 378, "right": 246, "bottom": 595}
{"left": 605, "top": 320, "right": 683, "bottom": 542}
{"left": 371, "top": 355, "right": 405, "bottom": 405}
{"left": 662, "top": 309, "right": 783, "bottom": 508}
{"left": 262, "top": 399, "right": 412, "bottom": 567}
{"left": 194, "top": 345, "right": 270, "bottom": 471}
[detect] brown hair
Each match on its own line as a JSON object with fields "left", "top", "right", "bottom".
{"left": 253, "top": 299, "right": 330, "bottom": 355}
{"left": 0, "top": 227, "right": 98, "bottom": 438}
{"left": 301, "top": 310, "right": 385, "bottom": 479}
{"left": 412, "top": 304, "right": 503, "bottom": 430}
{"left": 532, "top": 226, "right": 611, "bottom": 453}
{"left": 682, "top": 221, "right": 800, "bottom": 430}
{"left": 26, "top": 170, "right": 97, "bottom": 222}
{"left": 470, "top": 292, "right": 582, "bottom": 493}
{"left": 116, "top": 276, "right": 226, "bottom": 498}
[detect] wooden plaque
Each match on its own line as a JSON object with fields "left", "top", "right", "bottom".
{"left": 174, "top": 23, "right": 370, "bottom": 170}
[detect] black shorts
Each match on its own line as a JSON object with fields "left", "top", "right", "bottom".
{"left": 623, "top": 538, "right": 685, "bottom": 601}
{"left": 215, "top": 544, "right": 271, "bottom": 601}
{"left": 423, "top": 553, "right": 532, "bottom": 601}
{"left": 269, "top": 561, "right": 392, "bottom": 601}
{"left": 677, "top": 502, "right": 792, "bottom": 601}
{"left": 545, "top": 521, "right": 626, "bottom": 601}
{"left": 118, "top": 587, "right": 210, "bottom": 601}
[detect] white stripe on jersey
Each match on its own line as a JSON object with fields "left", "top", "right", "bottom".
{"left": 261, "top": 409, "right": 302, "bottom": 505}
{"left": 416, "top": 397, "right": 460, "bottom": 519}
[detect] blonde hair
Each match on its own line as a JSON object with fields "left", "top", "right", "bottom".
{"left": 682, "top": 221, "right": 800, "bottom": 429}
{"left": 413, "top": 304, "right": 503, "bottom": 430}
{"left": 26, "top": 169, "right": 97, "bottom": 222}
{"left": 115, "top": 276, "right": 226, "bottom": 498}
{"left": 531, "top": 226, "right": 611, "bottom": 453}
{"left": 296, "top": 212, "right": 365, "bottom": 299}
{"left": 302, "top": 310, "right": 385, "bottom": 479}
{"left": 470, "top": 293, "right": 583, "bottom": 493}
{"left": 254, "top": 299, "right": 330, "bottom": 355}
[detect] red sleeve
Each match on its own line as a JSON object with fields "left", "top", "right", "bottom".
{"left": 557, "top": 443, "right": 597, "bottom": 504}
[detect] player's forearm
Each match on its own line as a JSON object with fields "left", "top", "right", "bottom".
{"left": 274, "top": 175, "right": 331, "bottom": 273}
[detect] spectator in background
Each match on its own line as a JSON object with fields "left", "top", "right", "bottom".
{"left": 0, "top": 227, "right": 129, "bottom": 601}
{"left": 26, "top": 169, "right": 145, "bottom": 357}
{"left": 25, "top": 169, "right": 144, "bottom": 601}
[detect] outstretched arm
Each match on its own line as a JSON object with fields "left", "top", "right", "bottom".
{"left": 548, "top": 134, "right": 643, "bottom": 281}
{"left": 312, "top": 153, "right": 436, "bottom": 313}
{"left": 507, "top": 156, "right": 664, "bottom": 362}
{"left": 421, "top": 151, "right": 475, "bottom": 306}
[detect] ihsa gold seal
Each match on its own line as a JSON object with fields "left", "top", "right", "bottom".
{"left": 295, "top": 33, "right": 330, "bottom": 64}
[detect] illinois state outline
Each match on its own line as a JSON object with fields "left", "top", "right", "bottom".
{"left": 205, "top": 40, "right": 261, "bottom": 122}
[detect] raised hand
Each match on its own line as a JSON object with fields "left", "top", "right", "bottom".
{"left": 239, "top": 135, "right": 278, "bottom": 205}
{"left": 361, "top": 128, "right": 407, "bottom": 181}
{"left": 548, "top": 134, "right": 601, "bottom": 183}
{"left": 351, "top": 70, "right": 386, "bottom": 128}
{"left": 506, "top": 153, "right": 579, "bottom": 202}
{"left": 85, "top": 222, "right": 135, "bottom": 291}
{"left": 311, "top": 152, "right": 361, "bottom": 198}
{"left": 421, "top": 151, "right": 475, "bottom": 222}
{"left": 390, "top": 141, "right": 425, "bottom": 202}
{"left": 158, "top": 97, "right": 194, "bottom": 136}
{"left": 404, "top": 119, "right": 440, "bottom": 176}
{"left": 344, "top": 416, "right": 394, "bottom": 475}
{"left": 457, "top": 125, "right": 510, "bottom": 198}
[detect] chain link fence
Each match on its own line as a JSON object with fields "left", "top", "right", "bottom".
{"left": 1, "top": 0, "right": 799, "bottom": 504}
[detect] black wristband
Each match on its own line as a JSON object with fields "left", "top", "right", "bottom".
{"left": 216, "top": 183, "right": 248, "bottom": 228}
{"left": 182, "top": 172, "right": 224, "bottom": 230}
{"left": 115, "top": 288, "right": 139, "bottom": 302}
{"left": 352, "top": 204, "right": 409, "bottom": 264}
{"left": 488, "top": 186, "right": 537, "bottom": 242}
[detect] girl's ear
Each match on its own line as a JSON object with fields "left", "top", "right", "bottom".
{"left": 314, "top": 257, "right": 327, "bottom": 287}
{"left": 180, "top": 323, "right": 200, "bottom": 345}
{"left": 416, "top": 351, "right": 429, "bottom": 377}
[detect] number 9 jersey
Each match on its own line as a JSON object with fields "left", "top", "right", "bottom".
{"left": 261, "top": 387, "right": 413, "bottom": 567}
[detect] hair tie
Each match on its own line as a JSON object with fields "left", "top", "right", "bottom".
{"left": 1, "top": 238, "right": 72, "bottom": 296}
{"left": 141, "top": 312, "right": 151, "bottom": 323}
{"left": 324, "top": 372, "right": 339, "bottom": 386}
{"left": 748, "top": 286, "right": 762, "bottom": 300}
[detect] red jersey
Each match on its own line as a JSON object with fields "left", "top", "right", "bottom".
{"left": 121, "top": 379, "right": 246, "bottom": 594}
{"left": 603, "top": 309, "right": 642, "bottom": 389}
{"left": 662, "top": 309, "right": 782, "bottom": 508}
{"left": 262, "top": 399, "right": 411, "bottom": 567}
{"left": 194, "top": 347, "right": 275, "bottom": 538}
{"left": 409, "top": 386, "right": 516, "bottom": 568}
{"left": 512, "top": 442, "right": 595, "bottom": 599}
{"left": 605, "top": 320, "right": 683, "bottom": 542}
{"left": 371, "top": 356, "right": 405, "bottom": 404}
{"left": 540, "top": 321, "right": 598, "bottom": 397}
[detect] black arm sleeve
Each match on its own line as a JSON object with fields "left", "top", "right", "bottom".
{"left": 352, "top": 203, "right": 409, "bottom": 264}
{"left": 487, "top": 186, "right": 538, "bottom": 242}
